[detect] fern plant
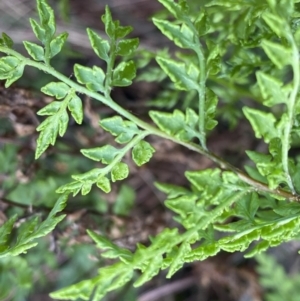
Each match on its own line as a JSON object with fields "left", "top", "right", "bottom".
{"left": 1, "top": 0, "right": 300, "bottom": 299}
{"left": 256, "top": 252, "right": 300, "bottom": 301}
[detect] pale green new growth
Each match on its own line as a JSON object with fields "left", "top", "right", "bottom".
{"left": 1, "top": 0, "right": 300, "bottom": 300}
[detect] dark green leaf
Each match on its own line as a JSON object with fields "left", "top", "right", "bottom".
{"left": 205, "top": 89, "right": 218, "bottom": 130}
{"left": 37, "top": 101, "right": 61, "bottom": 116}
{"left": 50, "top": 32, "right": 68, "bottom": 57}
{"left": 156, "top": 56, "right": 199, "bottom": 91}
{"left": 115, "top": 25, "right": 133, "bottom": 39}
{"left": 15, "top": 217, "right": 39, "bottom": 246}
{"left": 262, "top": 11, "right": 288, "bottom": 38}
{"left": 157, "top": 0, "right": 185, "bottom": 19}
{"left": 274, "top": 203, "right": 300, "bottom": 216}
{"left": 33, "top": 194, "right": 67, "bottom": 238}
{"left": 153, "top": 18, "right": 195, "bottom": 49}
{"left": 206, "top": 42, "right": 221, "bottom": 75}
{"left": 41, "top": 82, "right": 70, "bottom": 99}
{"left": 194, "top": 10, "right": 210, "bottom": 36}
{"left": 74, "top": 64, "right": 105, "bottom": 92}
{"left": 112, "top": 60, "right": 136, "bottom": 87}
{"left": 235, "top": 193, "right": 260, "bottom": 221}
{"left": 4, "top": 64, "right": 24, "bottom": 88}
{"left": 102, "top": 5, "right": 115, "bottom": 39}
{"left": 246, "top": 143, "right": 287, "bottom": 190}
{"left": 100, "top": 116, "right": 140, "bottom": 143}
{"left": 261, "top": 40, "right": 292, "bottom": 69}
{"left": 58, "top": 110, "right": 69, "bottom": 136}
{"left": 68, "top": 95, "right": 83, "bottom": 124}
{"left": 150, "top": 109, "right": 185, "bottom": 135}
{"left": 23, "top": 41, "right": 44, "bottom": 61}
{"left": 116, "top": 38, "right": 139, "bottom": 56}
{"left": 81, "top": 145, "right": 120, "bottom": 164}
{"left": 37, "top": 0, "right": 56, "bottom": 38}
{"left": 35, "top": 91, "right": 72, "bottom": 159}
{"left": 0, "top": 56, "right": 19, "bottom": 77}
{"left": 150, "top": 109, "right": 199, "bottom": 141}
{"left": 267, "top": 0, "right": 294, "bottom": 19}
{"left": 0, "top": 56, "right": 24, "bottom": 87}
{"left": 87, "top": 28, "right": 110, "bottom": 61}
{"left": 29, "top": 18, "right": 46, "bottom": 44}
{"left": 0, "top": 32, "right": 13, "bottom": 48}
{"left": 0, "top": 215, "right": 17, "bottom": 252}
{"left": 256, "top": 71, "right": 287, "bottom": 107}
{"left": 243, "top": 107, "right": 278, "bottom": 143}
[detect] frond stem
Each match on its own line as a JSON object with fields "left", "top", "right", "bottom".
{"left": 0, "top": 46, "right": 299, "bottom": 202}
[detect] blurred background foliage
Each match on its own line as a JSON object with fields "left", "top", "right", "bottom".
{"left": 1, "top": 0, "right": 300, "bottom": 300}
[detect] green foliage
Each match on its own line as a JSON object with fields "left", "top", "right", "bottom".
{"left": 36, "top": 82, "right": 83, "bottom": 158}
{"left": 0, "top": 55, "right": 24, "bottom": 87}
{"left": 0, "top": 195, "right": 67, "bottom": 257}
{"left": 113, "top": 184, "right": 135, "bottom": 216}
{"left": 2, "top": 0, "right": 300, "bottom": 300}
{"left": 74, "top": 64, "right": 105, "bottom": 92}
{"left": 0, "top": 256, "right": 33, "bottom": 300}
{"left": 150, "top": 108, "right": 201, "bottom": 141}
{"left": 256, "top": 253, "right": 300, "bottom": 301}
{"left": 28, "top": 0, "right": 68, "bottom": 64}
{"left": 132, "top": 140, "right": 155, "bottom": 166}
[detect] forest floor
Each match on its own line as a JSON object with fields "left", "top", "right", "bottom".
{"left": 1, "top": 1, "right": 300, "bottom": 301}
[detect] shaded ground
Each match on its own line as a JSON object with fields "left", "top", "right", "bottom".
{"left": 1, "top": 1, "right": 299, "bottom": 301}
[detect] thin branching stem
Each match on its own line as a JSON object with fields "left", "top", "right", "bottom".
{"left": 177, "top": 140, "right": 300, "bottom": 202}
{"left": 100, "top": 131, "right": 150, "bottom": 175}
{"left": 185, "top": 17, "right": 207, "bottom": 150}
{"left": 1, "top": 46, "right": 299, "bottom": 202}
